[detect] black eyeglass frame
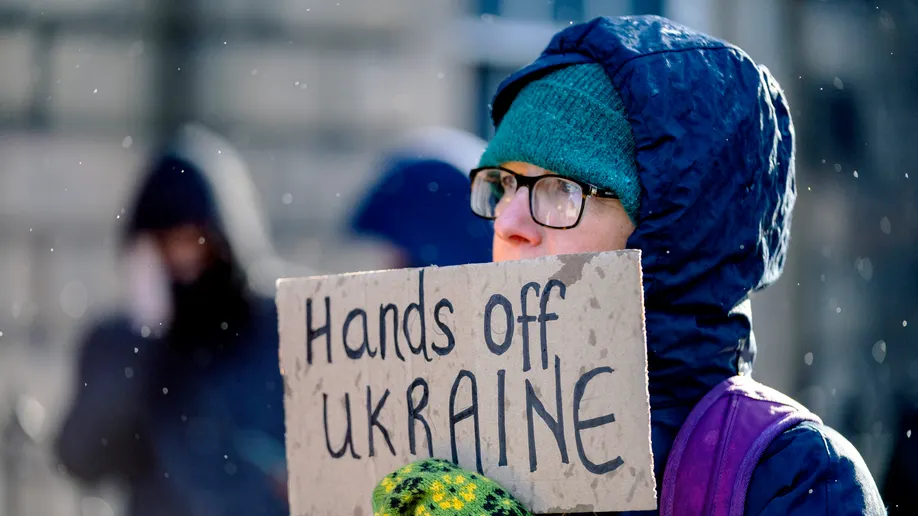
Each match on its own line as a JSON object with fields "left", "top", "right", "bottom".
{"left": 469, "top": 166, "right": 620, "bottom": 230}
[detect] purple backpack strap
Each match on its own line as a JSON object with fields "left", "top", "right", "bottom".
{"left": 659, "top": 375, "right": 822, "bottom": 516}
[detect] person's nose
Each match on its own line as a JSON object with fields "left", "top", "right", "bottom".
{"left": 493, "top": 188, "right": 542, "bottom": 247}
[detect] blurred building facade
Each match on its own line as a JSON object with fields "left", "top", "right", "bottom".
{"left": 0, "top": 0, "right": 915, "bottom": 514}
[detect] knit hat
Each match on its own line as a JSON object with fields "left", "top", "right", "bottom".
{"left": 372, "top": 459, "right": 531, "bottom": 516}
{"left": 479, "top": 63, "right": 640, "bottom": 223}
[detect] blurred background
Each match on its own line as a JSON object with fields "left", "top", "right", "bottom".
{"left": 0, "top": 0, "right": 916, "bottom": 514}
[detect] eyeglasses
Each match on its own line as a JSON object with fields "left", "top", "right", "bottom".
{"left": 469, "top": 166, "right": 619, "bottom": 230}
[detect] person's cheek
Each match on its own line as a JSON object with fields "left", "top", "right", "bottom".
{"left": 565, "top": 221, "right": 612, "bottom": 254}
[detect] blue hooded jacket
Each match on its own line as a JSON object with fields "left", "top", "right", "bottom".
{"left": 489, "top": 16, "right": 885, "bottom": 515}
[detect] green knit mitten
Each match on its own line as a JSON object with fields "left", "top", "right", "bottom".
{"left": 371, "top": 458, "right": 531, "bottom": 516}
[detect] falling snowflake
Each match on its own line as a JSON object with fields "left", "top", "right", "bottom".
{"left": 873, "top": 341, "right": 887, "bottom": 364}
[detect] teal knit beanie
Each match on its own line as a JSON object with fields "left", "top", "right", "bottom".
{"left": 479, "top": 63, "right": 640, "bottom": 222}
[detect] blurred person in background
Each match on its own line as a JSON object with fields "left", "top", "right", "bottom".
{"left": 349, "top": 127, "right": 492, "bottom": 269}
{"left": 55, "top": 124, "right": 289, "bottom": 516}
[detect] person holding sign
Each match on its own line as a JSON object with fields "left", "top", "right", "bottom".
{"left": 370, "top": 14, "right": 885, "bottom": 516}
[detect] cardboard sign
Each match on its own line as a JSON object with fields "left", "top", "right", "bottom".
{"left": 277, "top": 251, "right": 656, "bottom": 514}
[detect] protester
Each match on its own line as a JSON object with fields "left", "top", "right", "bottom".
{"left": 372, "top": 15, "right": 884, "bottom": 516}
{"left": 56, "top": 124, "right": 289, "bottom": 516}
{"left": 350, "top": 127, "right": 492, "bottom": 269}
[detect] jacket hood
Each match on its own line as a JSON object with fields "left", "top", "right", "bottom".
{"left": 124, "top": 124, "right": 309, "bottom": 298}
{"left": 490, "top": 16, "right": 795, "bottom": 414}
{"left": 350, "top": 127, "right": 493, "bottom": 268}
